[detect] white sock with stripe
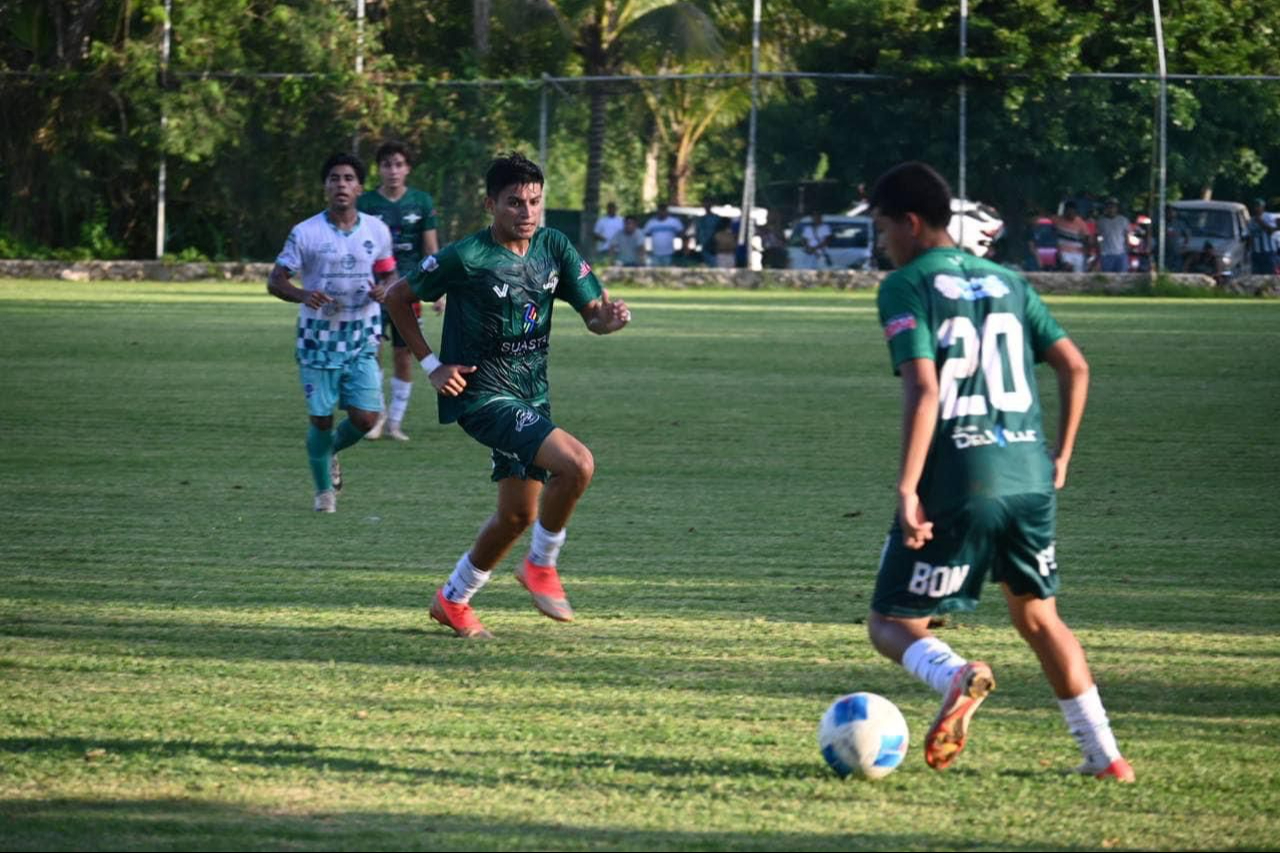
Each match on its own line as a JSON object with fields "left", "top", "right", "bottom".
{"left": 1058, "top": 684, "right": 1122, "bottom": 771}
{"left": 442, "top": 552, "right": 491, "bottom": 604}
{"left": 388, "top": 377, "right": 412, "bottom": 424}
{"left": 528, "top": 520, "right": 567, "bottom": 567}
{"left": 902, "top": 636, "right": 968, "bottom": 695}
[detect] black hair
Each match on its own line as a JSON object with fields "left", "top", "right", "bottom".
{"left": 375, "top": 140, "right": 413, "bottom": 167}
{"left": 321, "top": 152, "right": 366, "bottom": 184}
{"left": 485, "top": 152, "right": 544, "bottom": 198}
{"left": 868, "top": 161, "right": 952, "bottom": 229}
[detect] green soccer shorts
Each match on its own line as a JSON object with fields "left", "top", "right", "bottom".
{"left": 457, "top": 397, "right": 556, "bottom": 483}
{"left": 872, "top": 491, "right": 1061, "bottom": 618}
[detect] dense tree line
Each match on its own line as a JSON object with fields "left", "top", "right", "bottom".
{"left": 3, "top": 0, "right": 1279, "bottom": 260}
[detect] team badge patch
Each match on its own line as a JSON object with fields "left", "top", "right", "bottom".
{"left": 933, "top": 273, "right": 1011, "bottom": 301}
{"left": 883, "top": 313, "right": 918, "bottom": 340}
{"left": 420, "top": 255, "right": 439, "bottom": 273}
{"left": 578, "top": 260, "right": 591, "bottom": 279}
{"left": 514, "top": 409, "right": 540, "bottom": 433}
{"left": 523, "top": 303, "right": 538, "bottom": 334}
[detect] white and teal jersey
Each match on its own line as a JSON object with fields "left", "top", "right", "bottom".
{"left": 276, "top": 211, "right": 394, "bottom": 368}
{"left": 877, "top": 248, "right": 1067, "bottom": 512}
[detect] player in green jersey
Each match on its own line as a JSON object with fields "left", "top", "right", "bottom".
{"left": 358, "top": 141, "right": 442, "bottom": 442}
{"left": 866, "top": 162, "right": 1133, "bottom": 782}
{"left": 384, "top": 152, "right": 631, "bottom": 639}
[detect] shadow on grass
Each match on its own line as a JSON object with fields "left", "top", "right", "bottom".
{"left": 0, "top": 795, "right": 1087, "bottom": 853}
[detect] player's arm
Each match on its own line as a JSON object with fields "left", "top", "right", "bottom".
{"left": 267, "top": 263, "right": 331, "bottom": 309}
{"left": 1042, "top": 337, "right": 1089, "bottom": 489}
{"left": 383, "top": 279, "right": 472, "bottom": 397}
{"left": 896, "top": 358, "right": 938, "bottom": 550}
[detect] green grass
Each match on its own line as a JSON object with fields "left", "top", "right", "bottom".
{"left": 1, "top": 280, "right": 1278, "bottom": 851}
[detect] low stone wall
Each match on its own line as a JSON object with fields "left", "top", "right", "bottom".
{"left": 2, "top": 258, "right": 1277, "bottom": 296}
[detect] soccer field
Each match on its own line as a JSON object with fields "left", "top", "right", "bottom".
{"left": 1, "top": 280, "right": 1278, "bottom": 851}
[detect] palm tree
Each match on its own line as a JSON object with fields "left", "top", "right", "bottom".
{"left": 509, "top": 0, "right": 722, "bottom": 250}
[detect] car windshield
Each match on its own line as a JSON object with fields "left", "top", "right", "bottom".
{"left": 1174, "top": 209, "right": 1235, "bottom": 239}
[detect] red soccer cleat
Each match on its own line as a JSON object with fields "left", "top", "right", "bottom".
{"left": 515, "top": 559, "right": 575, "bottom": 622}
{"left": 1079, "top": 756, "right": 1136, "bottom": 783}
{"left": 429, "top": 588, "right": 493, "bottom": 639}
{"left": 925, "top": 661, "right": 996, "bottom": 770}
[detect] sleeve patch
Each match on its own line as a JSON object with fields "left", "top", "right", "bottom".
{"left": 578, "top": 260, "right": 592, "bottom": 279}
{"left": 883, "top": 313, "right": 918, "bottom": 340}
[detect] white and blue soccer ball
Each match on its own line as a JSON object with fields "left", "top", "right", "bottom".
{"left": 818, "top": 691, "right": 910, "bottom": 780}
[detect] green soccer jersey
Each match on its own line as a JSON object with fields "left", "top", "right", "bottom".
{"left": 407, "top": 226, "right": 603, "bottom": 424}
{"left": 877, "top": 247, "right": 1067, "bottom": 512}
{"left": 357, "top": 187, "right": 438, "bottom": 276}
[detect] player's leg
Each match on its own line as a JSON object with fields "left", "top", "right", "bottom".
{"left": 301, "top": 366, "right": 344, "bottom": 511}
{"left": 366, "top": 312, "right": 393, "bottom": 439}
{"left": 1002, "top": 588, "right": 1134, "bottom": 782}
{"left": 870, "top": 509, "right": 996, "bottom": 771}
{"left": 997, "top": 493, "right": 1134, "bottom": 782}
{"left": 386, "top": 343, "right": 415, "bottom": 441}
{"left": 428, "top": 476, "right": 542, "bottom": 640}
{"left": 509, "top": 428, "right": 595, "bottom": 622}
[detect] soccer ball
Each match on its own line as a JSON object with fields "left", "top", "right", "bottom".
{"left": 818, "top": 692, "right": 910, "bottom": 780}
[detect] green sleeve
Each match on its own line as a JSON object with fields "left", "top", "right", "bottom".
{"left": 407, "top": 244, "right": 465, "bottom": 303}
{"left": 1024, "top": 286, "right": 1067, "bottom": 361}
{"left": 876, "top": 271, "right": 934, "bottom": 373}
{"left": 551, "top": 229, "right": 603, "bottom": 311}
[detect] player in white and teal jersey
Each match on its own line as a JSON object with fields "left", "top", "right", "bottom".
{"left": 384, "top": 152, "right": 631, "bottom": 640}
{"left": 864, "top": 162, "right": 1133, "bottom": 782}
{"left": 357, "top": 140, "right": 442, "bottom": 442}
{"left": 268, "top": 153, "right": 397, "bottom": 513}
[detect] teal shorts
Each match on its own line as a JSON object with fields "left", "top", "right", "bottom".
{"left": 299, "top": 353, "right": 383, "bottom": 417}
{"left": 872, "top": 492, "right": 1060, "bottom": 618}
{"left": 458, "top": 398, "right": 556, "bottom": 483}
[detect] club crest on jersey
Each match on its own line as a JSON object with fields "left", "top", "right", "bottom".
{"left": 514, "top": 409, "right": 540, "bottom": 433}
{"left": 522, "top": 303, "right": 538, "bottom": 334}
{"left": 341, "top": 253, "right": 357, "bottom": 270}
{"left": 420, "top": 255, "right": 439, "bottom": 273}
{"left": 578, "top": 260, "right": 591, "bottom": 279}
{"left": 884, "top": 313, "right": 917, "bottom": 340}
{"left": 363, "top": 239, "right": 374, "bottom": 255}
{"left": 934, "top": 273, "right": 1010, "bottom": 301}
{"left": 403, "top": 212, "right": 422, "bottom": 225}
{"left": 545, "top": 270, "right": 559, "bottom": 291}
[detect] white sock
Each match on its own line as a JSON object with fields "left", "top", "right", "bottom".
{"left": 902, "top": 636, "right": 968, "bottom": 695}
{"left": 528, "top": 520, "right": 567, "bottom": 567}
{"left": 1058, "top": 684, "right": 1122, "bottom": 770}
{"left": 389, "top": 377, "right": 412, "bottom": 424}
{"left": 442, "top": 552, "right": 491, "bottom": 604}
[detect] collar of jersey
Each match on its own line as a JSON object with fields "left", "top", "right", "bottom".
{"left": 324, "top": 210, "right": 362, "bottom": 236}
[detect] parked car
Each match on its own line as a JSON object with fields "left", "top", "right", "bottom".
{"left": 785, "top": 215, "right": 876, "bottom": 270}
{"left": 1168, "top": 200, "right": 1251, "bottom": 277}
{"left": 847, "top": 198, "right": 1003, "bottom": 258}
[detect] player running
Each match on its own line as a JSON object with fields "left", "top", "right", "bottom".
{"left": 384, "top": 152, "right": 631, "bottom": 638}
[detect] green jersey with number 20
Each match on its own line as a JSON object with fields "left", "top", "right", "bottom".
{"left": 877, "top": 247, "right": 1067, "bottom": 514}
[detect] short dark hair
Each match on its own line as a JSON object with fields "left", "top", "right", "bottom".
{"left": 375, "top": 140, "right": 413, "bottom": 167}
{"left": 321, "top": 152, "right": 366, "bottom": 184}
{"left": 485, "top": 152, "right": 544, "bottom": 198}
{"left": 868, "top": 161, "right": 952, "bottom": 229}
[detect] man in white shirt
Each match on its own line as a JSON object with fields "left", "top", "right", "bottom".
{"left": 593, "top": 202, "right": 625, "bottom": 257}
{"left": 643, "top": 203, "right": 683, "bottom": 266}
{"left": 800, "top": 212, "right": 833, "bottom": 269}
